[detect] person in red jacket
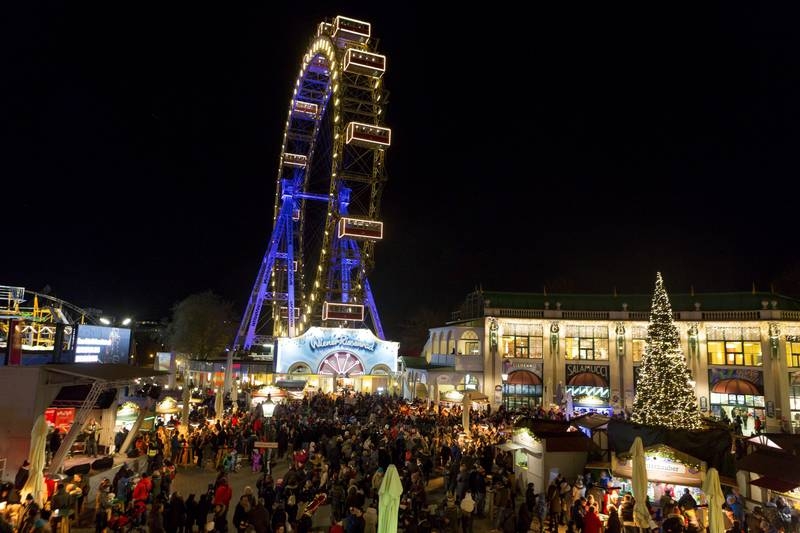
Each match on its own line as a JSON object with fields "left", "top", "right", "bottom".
{"left": 132, "top": 472, "right": 152, "bottom": 504}
{"left": 583, "top": 505, "right": 603, "bottom": 533}
{"left": 213, "top": 476, "right": 233, "bottom": 517}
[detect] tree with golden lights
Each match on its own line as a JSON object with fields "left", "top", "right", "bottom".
{"left": 631, "top": 272, "right": 702, "bottom": 430}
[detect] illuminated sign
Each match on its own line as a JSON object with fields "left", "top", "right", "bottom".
{"left": 275, "top": 327, "right": 398, "bottom": 374}
{"left": 75, "top": 325, "right": 132, "bottom": 364}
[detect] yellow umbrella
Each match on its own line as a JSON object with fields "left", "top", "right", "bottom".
{"left": 21, "top": 414, "right": 48, "bottom": 507}
{"left": 703, "top": 467, "right": 725, "bottom": 533}
{"left": 630, "top": 436, "right": 651, "bottom": 530}
{"left": 378, "top": 464, "right": 403, "bottom": 533}
{"left": 214, "top": 387, "right": 224, "bottom": 419}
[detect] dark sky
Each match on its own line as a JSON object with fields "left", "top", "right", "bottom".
{"left": 4, "top": 3, "right": 800, "bottom": 338}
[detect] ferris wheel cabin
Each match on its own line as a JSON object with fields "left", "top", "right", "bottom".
{"left": 322, "top": 302, "right": 366, "bottom": 322}
{"left": 332, "top": 16, "right": 371, "bottom": 44}
{"left": 337, "top": 217, "right": 384, "bottom": 240}
{"left": 344, "top": 49, "right": 386, "bottom": 78}
{"left": 292, "top": 101, "right": 319, "bottom": 120}
{"left": 345, "top": 122, "right": 391, "bottom": 148}
{"left": 282, "top": 153, "right": 308, "bottom": 168}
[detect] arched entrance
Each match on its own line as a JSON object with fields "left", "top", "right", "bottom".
{"left": 318, "top": 351, "right": 365, "bottom": 392}
{"left": 710, "top": 378, "right": 764, "bottom": 430}
{"left": 566, "top": 372, "right": 610, "bottom": 413}
{"left": 503, "top": 370, "right": 542, "bottom": 410}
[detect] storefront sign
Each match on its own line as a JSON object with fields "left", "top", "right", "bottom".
{"left": 612, "top": 448, "right": 704, "bottom": 486}
{"left": 566, "top": 364, "right": 609, "bottom": 381}
{"left": 276, "top": 327, "right": 398, "bottom": 374}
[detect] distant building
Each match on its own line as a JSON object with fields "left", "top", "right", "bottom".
{"left": 409, "top": 289, "right": 800, "bottom": 434}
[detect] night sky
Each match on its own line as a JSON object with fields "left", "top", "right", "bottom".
{"left": 4, "top": 4, "right": 800, "bottom": 339}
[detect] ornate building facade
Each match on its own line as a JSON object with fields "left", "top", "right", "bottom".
{"left": 407, "top": 289, "right": 800, "bottom": 433}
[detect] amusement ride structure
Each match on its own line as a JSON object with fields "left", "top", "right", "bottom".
{"left": 234, "top": 16, "right": 391, "bottom": 351}
{"left": 0, "top": 284, "right": 96, "bottom": 352}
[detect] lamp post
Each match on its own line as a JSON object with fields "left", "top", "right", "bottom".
{"left": 261, "top": 393, "right": 275, "bottom": 419}
{"left": 260, "top": 393, "right": 276, "bottom": 474}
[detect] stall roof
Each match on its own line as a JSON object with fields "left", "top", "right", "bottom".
{"left": 496, "top": 442, "right": 525, "bottom": 452}
{"left": 571, "top": 413, "right": 610, "bottom": 430}
{"left": 736, "top": 450, "right": 800, "bottom": 484}
{"left": 515, "top": 417, "right": 571, "bottom": 433}
{"left": 750, "top": 476, "right": 800, "bottom": 493}
{"left": 748, "top": 433, "right": 800, "bottom": 455}
{"left": 543, "top": 432, "right": 601, "bottom": 453}
{"left": 44, "top": 363, "right": 168, "bottom": 382}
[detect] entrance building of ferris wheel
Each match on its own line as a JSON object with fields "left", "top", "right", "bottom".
{"left": 217, "top": 16, "right": 399, "bottom": 395}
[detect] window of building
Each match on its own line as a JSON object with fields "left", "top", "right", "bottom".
{"left": 460, "top": 330, "right": 481, "bottom": 356}
{"left": 787, "top": 336, "right": 800, "bottom": 368}
{"left": 790, "top": 372, "right": 800, "bottom": 433}
{"left": 631, "top": 326, "right": 647, "bottom": 363}
{"left": 564, "top": 325, "right": 609, "bottom": 361}
{"left": 501, "top": 323, "right": 543, "bottom": 359}
{"left": 706, "top": 328, "right": 762, "bottom": 367}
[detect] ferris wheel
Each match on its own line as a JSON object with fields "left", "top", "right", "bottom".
{"left": 235, "top": 16, "right": 391, "bottom": 350}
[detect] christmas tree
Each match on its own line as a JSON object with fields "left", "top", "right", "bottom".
{"left": 631, "top": 272, "right": 701, "bottom": 429}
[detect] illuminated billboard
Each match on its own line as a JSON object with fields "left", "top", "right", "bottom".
{"left": 75, "top": 325, "right": 132, "bottom": 364}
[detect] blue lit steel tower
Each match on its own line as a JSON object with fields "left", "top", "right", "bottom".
{"left": 234, "top": 16, "right": 390, "bottom": 350}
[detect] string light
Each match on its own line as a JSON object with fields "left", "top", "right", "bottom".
{"left": 631, "top": 272, "right": 702, "bottom": 430}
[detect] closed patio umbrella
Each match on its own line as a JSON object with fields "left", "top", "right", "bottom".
{"left": 378, "top": 464, "right": 403, "bottom": 533}
{"left": 21, "top": 414, "right": 48, "bottom": 507}
{"left": 630, "top": 436, "right": 651, "bottom": 531}
{"left": 703, "top": 467, "right": 725, "bottom": 533}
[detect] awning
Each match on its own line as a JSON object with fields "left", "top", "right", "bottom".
{"left": 496, "top": 442, "right": 525, "bottom": 452}
{"left": 464, "top": 391, "right": 489, "bottom": 402}
{"left": 751, "top": 476, "right": 800, "bottom": 493}
{"left": 275, "top": 380, "right": 307, "bottom": 390}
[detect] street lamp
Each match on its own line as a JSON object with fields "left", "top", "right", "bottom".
{"left": 261, "top": 393, "right": 275, "bottom": 419}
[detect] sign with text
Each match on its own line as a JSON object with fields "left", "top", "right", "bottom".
{"left": 254, "top": 441, "right": 278, "bottom": 449}
{"left": 75, "top": 325, "right": 131, "bottom": 363}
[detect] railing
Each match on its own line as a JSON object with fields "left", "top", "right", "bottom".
{"left": 562, "top": 311, "right": 610, "bottom": 320}
{"left": 780, "top": 311, "right": 800, "bottom": 321}
{"left": 701, "top": 311, "right": 761, "bottom": 321}
{"left": 485, "top": 308, "right": 544, "bottom": 319}
{"left": 430, "top": 353, "right": 455, "bottom": 367}
{"left": 455, "top": 355, "right": 483, "bottom": 372}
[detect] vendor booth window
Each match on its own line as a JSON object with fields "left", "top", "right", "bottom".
{"left": 565, "top": 325, "right": 609, "bottom": 360}
{"left": 515, "top": 449, "right": 528, "bottom": 468}
{"left": 787, "top": 336, "right": 800, "bottom": 367}
{"left": 501, "top": 323, "right": 543, "bottom": 359}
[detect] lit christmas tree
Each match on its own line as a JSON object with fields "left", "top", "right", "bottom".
{"left": 631, "top": 272, "right": 702, "bottom": 429}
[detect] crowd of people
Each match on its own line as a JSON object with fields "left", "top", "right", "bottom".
{"left": 3, "top": 390, "right": 800, "bottom": 533}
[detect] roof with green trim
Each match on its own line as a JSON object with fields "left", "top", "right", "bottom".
{"left": 478, "top": 291, "right": 800, "bottom": 312}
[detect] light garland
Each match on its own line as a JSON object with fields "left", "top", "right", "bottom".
{"left": 631, "top": 272, "right": 702, "bottom": 430}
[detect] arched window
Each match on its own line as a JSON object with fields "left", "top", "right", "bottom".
{"left": 460, "top": 330, "right": 480, "bottom": 355}
{"left": 446, "top": 331, "right": 455, "bottom": 355}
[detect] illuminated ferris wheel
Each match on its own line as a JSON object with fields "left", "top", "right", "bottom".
{"left": 235, "top": 16, "right": 390, "bottom": 350}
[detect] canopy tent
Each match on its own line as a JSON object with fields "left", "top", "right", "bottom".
{"left": 378, "top": 464, "right": 403, "bottom": 533}
{"left": 631, "top": 437, "right": 651, "bottom": 530}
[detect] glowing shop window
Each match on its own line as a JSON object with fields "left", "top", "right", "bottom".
{"left": 632, "top": 339, "right": 646, "bottom": 363}
{"left": 786, "top": 338, "right": 800, "bottom": 367}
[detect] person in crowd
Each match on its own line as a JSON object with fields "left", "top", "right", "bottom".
{"left": 605, "top": 504, "right": 622, "bottom": 533}
{"left": 678, "top": 488, "right": 697, "bottom": 511}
